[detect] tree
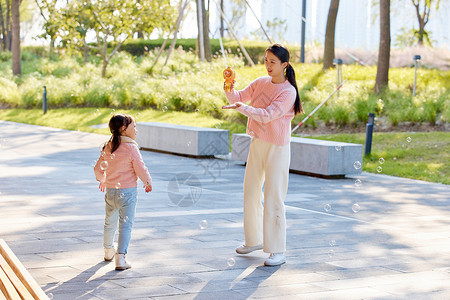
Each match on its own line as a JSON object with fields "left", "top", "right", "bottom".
{"left": 0, "top": 0, "right": 12, "bottom": 51}
{"left": 410, "top": 0, "right": 440, "bottom": 46}
{"left": 196, "top": 0, "right": 211, "bottom": 62}
{"left": 374, "top": 0, "right": 390, "bottom": 93}
{"left": 57, "top": 0, "right": 175, "bottom": 77}
{"left": 11, "top": 0, "right": 20, "bottom": 75}
{"left": 35, "top": 0, "right": 63, "bottom": 55}
{"left": 250, "top": 17, "right": 286, "bottom": 42}
{"left": 323, "top": 0, "right": 340, "bottom": 70}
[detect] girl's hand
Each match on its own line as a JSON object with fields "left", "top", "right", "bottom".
{"left": 144, "top": 184, "right": 152, "bottom": 193}
{"left": 222, "top": 102, "right": 243, "bottom": 110}
{"left": 99, "top": 182, "right": 106, "bottom": 192}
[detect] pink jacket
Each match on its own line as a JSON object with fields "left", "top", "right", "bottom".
{"left": 94, "top": 137, "right": 152, "bottom": 189}
{"left": 225, "top": 76, "right": 296, "bottom": 146}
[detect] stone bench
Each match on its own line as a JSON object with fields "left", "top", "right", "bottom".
{"left": 136, "top": 122, "right": 229, "bottom": 157}
{"left": 232, "top": 134, "right": 363, "bottom": 176}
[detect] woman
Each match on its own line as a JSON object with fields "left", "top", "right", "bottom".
{"left": 223, "top": 44, "right": 303, "bottom": 266}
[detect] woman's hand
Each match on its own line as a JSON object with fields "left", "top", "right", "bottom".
{"left": 99, "top": 182, "right": 106, "bottom": 192}
{"left": 223, "top": 80, "right": 235, "bottom": 91}
{"left": 222, "top": 102, "right": 244, "bottom": 110}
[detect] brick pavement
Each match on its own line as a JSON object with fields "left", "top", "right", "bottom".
{"left": 0, "top": 120, "right": 449, "bottom": 300}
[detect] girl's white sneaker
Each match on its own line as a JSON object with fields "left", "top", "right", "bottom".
{"left": 264, "top": 253, "right": 286, "bottom": 266}
{"left": 115, "top": 253, "right": 132, "bottom": 270}
{"left": 104, "top": 248, "right": 115, "bottom": 261}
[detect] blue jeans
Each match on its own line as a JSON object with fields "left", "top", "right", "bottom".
{"left": 104, "top": 187, "right": 137, "bottom": 254}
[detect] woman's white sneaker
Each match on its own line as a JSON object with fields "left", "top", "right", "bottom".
{"left": 236, "top": 244, "right": 263, "bottom": 254}
{"left": 264, "top": 253, "right": 286, "bottom": 266}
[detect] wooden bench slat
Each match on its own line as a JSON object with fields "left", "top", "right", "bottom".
{"left": 0, "top": 255, "right": 34, "bottom": 300}
{"left": 0, "top": 240, "right": 48, "bottom": 300}
{"left": 0, "top": 287, "right": 7, "bottom": 300}
{"left": 0, "top": 266, "right": 21, "bottom": 300}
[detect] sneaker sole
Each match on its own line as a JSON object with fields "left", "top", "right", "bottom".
{"left": 115, "top": 266, "right": 131, "bottom": 270}
{"left": 104, "top": 257, "right": 113, "bottom": 262}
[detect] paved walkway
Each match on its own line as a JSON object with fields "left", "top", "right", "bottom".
{"left": 0, "top": 120, "right": 449, "bottom": 300}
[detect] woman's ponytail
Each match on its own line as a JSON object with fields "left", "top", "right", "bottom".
{"left": 285, "top": 64, "right": 303, "bottom": 115}
{"left": 266, "top": 43, "right": 304, "bottom": 115}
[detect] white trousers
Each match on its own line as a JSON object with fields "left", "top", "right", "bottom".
{"left": 243, "top": 138, "right": 290, "bottom": 254}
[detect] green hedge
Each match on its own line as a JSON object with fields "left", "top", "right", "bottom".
{"left": 118, "top": 38, "right": 298, "bottom": 65}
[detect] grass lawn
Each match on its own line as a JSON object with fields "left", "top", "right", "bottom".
{"left": 0, "top": 108, "right": 448, "bottom": 185}
{"left": 302, "top": 132, "right": 449, "bottom": 185}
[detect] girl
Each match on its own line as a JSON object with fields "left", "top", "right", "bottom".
{"left": 222, "top": 44, "right": 303, "bottom": 266}
{"left": 94, "top": 114, "right": 152, "bottom": 270}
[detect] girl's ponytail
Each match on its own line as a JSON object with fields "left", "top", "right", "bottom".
{"left": 108, "top": 114, "right": 133, "bottom": 153}
{"left": 285, "top": 64, "right": 303, "bottom": 115}
{"left": 266, "top": 43, "right": 304, "bottom": 115}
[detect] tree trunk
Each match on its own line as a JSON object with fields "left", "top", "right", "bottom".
{"left": 6, "top": 0, "right": 11, "bottom": 51}
{"left": 0, "top": 2, "right": 5, "bottom": 50}
{"left": 220, "top": 0, "right": 224, "bottom": 38}
{"left": 11, "top": 0, "right": 21, "bottom": 76}
{"left": 202, "top": 0, "right": 211, "bottom": 62}
{"left": 101, "top": 39, "right": 108, "bottom": 78}
{"left": 196, "top": 0, "right": 204, "bottom": 61}
{"left": 83, "top": 38, "right": 88, "bottom": 63}
{"left": 374, "top": 0, "right": 391, "bottom": 94}
{"left": 323, "top": 0, "right": 340, "bottom": 70}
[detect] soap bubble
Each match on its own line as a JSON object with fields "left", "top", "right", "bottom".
{"left": 215, "top": 123, "right": 222, "bottom": 129}
{"left": 227, "top": 257, "right": 236, "bottom": 267}
{"left": 110, "top": 154, "right": 116, "bottom": 160}
{"left": 328, "top": 249, "right": 335, "bottom": 258}
{"left": 119, "top": 193, "right": 125, "bottom": 199}
{"left": 329, "top": 240, "right": 336, "bottom": 247}
{"left": 195, "top": 109, "right": 200, "bottom": 113}
{"left": 324, "top": 204, "right": 331, "bottom": 212}
{"left": 100, "top": 161, "right": 109, "bottom": 171}
{"left": 199, "top": 219, "right": 208, "bottom": 229}
{"left": 162, "top": 106, "right": 168, "bottom": 112}
{"left": 335, "top": 145, "right": 341, "bottom": 151}
{"left": 101, "top": 151, "right": 106, "bottom": 158}
{"left": 354, "top": 179, "right": 362, "bottom": 187}
{"left": 91, "top": 160, "right": 97, "bottom": 167}
{"left": 379, "top": 158, "right": 385, "bottom": 164}
{"left": 352, "top": 203, "right": 361, "bottom": 213}
{"left": 47, "top": 293, "right": 54, "bottom": 299}
{"left": 377, "top": 166, "right": 382, "bottom": 173}
{"left": 115, "top": 182, "right": 121, "bottom": 189}
{"left": 123, "top": 216, "right": 129, "bottom": 223}
{"left": 187, "top": 141, "right": 191, "bottom": 147}
{"left": 406, "top": 137, "right": 412, "bottom": 143}
{"left": 99, "top": 142, "right": 106, "bottom": 151}
{"left": 353, "top": 161, "right": 362, "bottom": 170}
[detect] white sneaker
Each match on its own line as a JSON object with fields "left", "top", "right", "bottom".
{"left": 115, "top": 253, "right": 132, "bottom": 270}
{"left": 236, "top": 244, "right": 263, "bottom": 254}
{"left": 264, "top": 253, "right": 286, "bottom": 266}
{"left": 104, "top": 248, "right": 115, "bottom": 261}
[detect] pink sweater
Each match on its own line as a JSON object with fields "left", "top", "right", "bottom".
{"left": 225, "top": 76, "right": 296, "bottom": 146}
{"left": 94, "top": 137, "right": 152, "bottom": 189}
